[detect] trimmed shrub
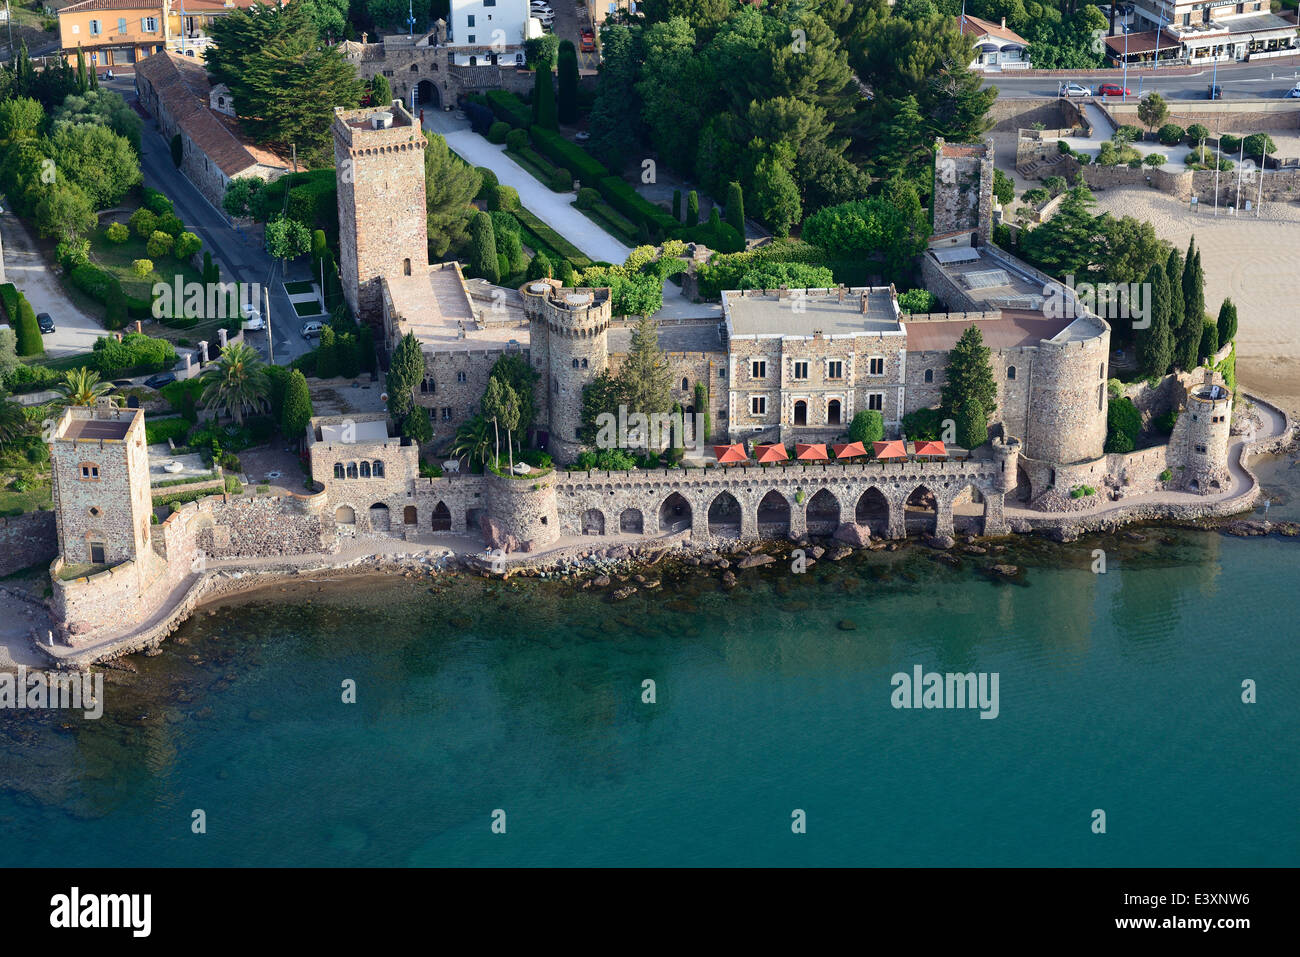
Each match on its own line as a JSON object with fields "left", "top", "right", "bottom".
{"left": 487, "top": 120, "right": 510, "bottom": 144}
{"left": 156, "top": 213, "right": 185, "bottom": 237}
{"left": 1157, "top": 123, "right": 1184, "bottom": 146}
{"left": 1219, "top": 133, "right": 1241, "bottom": 154}
{"left": 174, "top": 231, "right": 202, "bottom": 259}
{"left": 530, "top": 126, "right": 608, "bottom": 185}
{"left": 146, "top": 230, "right": 174, "bottom": 258}
{"left": 14, "top": 296, "right": 43, "bottom": 357}
{"left": 1143, "top": 154, "right": 1166, "bottom": 167}
{"left": 1105, "top": 396, "right": 1141, "bottom": 453}
{"left": 475, "top": 167, "right": 499, "bottom": 201}
{"left": 132, "top": 258, "right": 153, "bottom": 278}
{"left": 1185, "top": 123, "right": 1210, "bottom": 144}
{"left": 129, "top": 208, "right": 158, "bottom": 239}
{"left": 506, "top": 127, "right": 529, "bottom": 151}
{"left": 598, "top": 176, "right": 677, "bottom": 234}
{"left": 549, "top": 167, "right": 572, "bottom": 192}
{"left": 105, "top": 221, "right": 130, "bottom": 244}
{"left": 575, "top": 187, "right": 600, "bottom": 210}
{"left": 486, "top": 89, "right": 532, "bottom": 129}
{"left": 686, "top": 190, "right": 699, "bottom": 227}
{"left": 488, "top": 184, "right": 520, "bottom": 212}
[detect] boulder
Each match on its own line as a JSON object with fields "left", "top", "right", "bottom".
{"left": 991, "top": 564, "right": 1020, "bottom": 578}
{"left": 960, "top": 544, "right": 988, "bottom": 555}
{"left": 836, "top": 619, "right": 857, "bottom": 631}
{"left": 737, "top": 553, "right": 776, "bottom": 569}
{"left": 1010, "top": 519, "right": 1032, "bottom": 534}
{"left": 611, "top": 586, "right": 638, "bottom": 601}
{"left": 833, "top": 522, "right": 872, "bottom": 548}
{"left": 925, "top": 534, "right": 955, "bottom": 550}
{"left": 828, "top": 545, "right": 853, "bottom": 561}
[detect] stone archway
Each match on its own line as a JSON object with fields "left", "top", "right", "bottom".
{"left": 403, "top": 505, "right": 418, "bottom": 525}
{"left": 855, "top": 487, "right": 889, "bottom": 536}
{"left": 416, "top": 79, "right": 440, "bottom": 107}
{"left": 620, "top": 508, "right": 644, "bottom": 534}
{"left": 806, "top": 488, "right": 840, "bottom": 535}
{"left": 905, "top": 486, "right": 937, "bottom": 535}
{"left": 369, "top": 502, "right": 391, "bottom": 532}
{"left": 431, "top": 501, "right": 452, "bottom": 531}
{"left": 757, "top": 489, "right": 791, "bottom": 537}
{"left": 659, "top": 492, "right": 692, "bottom": 533}
{"left": 793, "top": 400, "right": 808, "bottom": 426}
{"left": 335, "top": 505, "right": 356, "bottom": 525}
{"left": 708, "top": 491, "right": 742, "bottom": 538}
{"left": 466, "top": 507, "right": 486, "bottom": 534}
{"left": 582, "top": 508, "right": 606, "bottom": 535}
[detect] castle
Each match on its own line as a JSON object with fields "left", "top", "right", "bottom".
{"left": 40, "top": 115, "right": 1244, "bottom": 652}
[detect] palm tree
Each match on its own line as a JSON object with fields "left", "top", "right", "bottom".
{"left": 56, "top": 367, "right": 113, "bottom": 407}
{"left": 199, "top": 341, "right": 268, "bottom": 425}
{"left": 0, "top": 401, "right": 29, "bottom": 449}
{"left": 448, "top": 415, "right": 493, "bottom": 470}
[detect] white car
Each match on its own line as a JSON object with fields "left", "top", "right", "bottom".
{"left": 1286, "top": 84, "right": 1300, "bottom": 99}
{"left": 240, "top": 302, "right": 266, "bottom": 330}
{"left": 1060, "top": 82, "right": 1091, "bottom": 98}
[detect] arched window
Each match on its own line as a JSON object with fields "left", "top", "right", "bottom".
{"left": 924, "top": 369, "right": 933, "bottom": 383}
{"left": 457, "top": 371, "right": 467, "bottom": 383}
{"left": 572, "top": 359, "right": 579, "bottom": 368}
{"left": 827, "top": 399, "right": 842, "bottom": 425}
{"left": 346, "top": 462, "right": 358, "bottom": 479}
{"left": 682, "top": 377, "right": 689, "bottom": 391}
{"left": 334, "top": 463, "right": 345, "bottom": 479}
{"left": 360, "top": 461, "right": 371, "bottom": 478}
{"left": 403, "top": 258, "right": 412, "bottom": 276}
{"left": 373, "top": 460, "right": 385, "bottom": 478}
{"left": 1007, "top": 365, "right": 1016, "bottom": 380}
{"left": 581, "top": 358, "right": 588, "bottom": 368}
{"left": 410, "top": 63, "right": 419, "bottom": 72}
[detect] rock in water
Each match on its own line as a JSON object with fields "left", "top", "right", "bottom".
{"left": 925, "top": 535, "right": 956, "bottom": 550}
{"left": 833, "top": 522, "right": 872, "bottom": 548}
{"left": 737, "top": 553, "right": 775, "bottom": 569}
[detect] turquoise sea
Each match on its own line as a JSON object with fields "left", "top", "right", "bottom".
{"left": 1, "top": 475, "right": 1298, "bottom": 867}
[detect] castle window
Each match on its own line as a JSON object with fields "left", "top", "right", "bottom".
{"left": 1007, "top": 365, "right": 1016, "bottom": 380}
{"left": 573, "top": 359, "right": 580, "bottom": 368}
{"left": 410, "top": 64, "right": 419, "bottom": 71}
{"left": 420, "top": 377, "right": 433, "bottom": 394}
{"left": 751, "top": 396, "right": 767, "bottom": 415}
{"left": 404, "top": 258, "right": 412, "bottom": 276}
{"left": 751, "top": 360, "right": 766, "bottom": 379}
{"left": 360, "top": 461, "right": 371, "bottom": 478}
{"left": 827, "top": 360, "right": 844, "bottom": 379}
{"left": 1100, "top": 363, "right": 1106, "bottom": 379}
{"left": 88, "top": 506, "right": 101, "bottom": 518}
{"left": 924, "top": 369, "right": 933, "bottom": 383}
{"left": 457, "top": 371, "right": 467, "bottom": 383}
{"left": 79, "top": 463, "right": 100, "bottom": 481}
{"left": 793, "top": 361, "right": 808, "bottom": 380}
{"left": 827, "top": 399, "right": 842, "bottom": 424}
{"left": 682, "top": 377, "right": 689, "bottom": 391}
{"left": 1099, "top": 384, "right": 1105, "bottom": 410}
{"left": 373, "top": 461, "right": 385, "bottom": 478}
{"left": 719, "top": 367, "right": 726, "bottom": 379}
{"left": 347, "top": 462, "right": 359, "bottom": 479}
{"left": 867, "top": 393, "right": 883, "bottom": 411}
{"left": 89, "top": 542, "right": 106, "bottom": 565}
{"left": 442, "top": 407, "right": 453, "bottom": 421}
{"left": 868, "top": 357, "right": 884, "bottom": 376}
{"left": 1195, "top": 444, "right": 1207, "bottom": 454}
{"left": 334, "top": 463, "right": 345, "bottom": 479}
{"left": 468, "top": 35, "right": 476, "bottom": 44}
{"left": 467, "top": 14, "right": 475, "bottom": 26}
{"left": 582, "top": 359, "right": 588, "bottom": 369}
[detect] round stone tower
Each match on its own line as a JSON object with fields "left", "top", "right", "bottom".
{"left": 1176, "top": 376, "right": 1233, "bottom": 494}
{"left": 1025, "top": 317, "right": 1110, "bottom": 466}
{"left": 485, "top": 469, "right": 560, "bottom": 551}
{"left": 520, "top": 280, "right": 612, "bottom": 464}
{"left": 991, "top": 435, "right": 1021, "bottom": 494}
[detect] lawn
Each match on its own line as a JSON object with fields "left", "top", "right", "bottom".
{"left": 0, "top": 477, "right": 52, "bottom": 517}
{"left": 292, "top": 300, "right": 324, "bottom": 316}
{"left": 284, "top": 280, "right": 315, "bottom": 295}
{"left": 88, "top": 224, "right": 206, "bottom": 308}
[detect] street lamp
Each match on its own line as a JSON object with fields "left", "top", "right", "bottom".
{"left": 406, "top": 0, "right": 415, "bottom": 38}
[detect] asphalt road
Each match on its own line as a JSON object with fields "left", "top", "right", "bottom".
{"left": 105, "top": 76, "right": 310, "bottom": 365}
{"left": 984, "top": 58, "right": 1300, "bottom": 100}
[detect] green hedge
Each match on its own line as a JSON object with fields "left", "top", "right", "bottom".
{"left": 487, "top": 90, "right": 532, "bottom": 129}
{"left": 145, "top": 417, "right": 193, "bottom": 446}
{"left": 530, "top": 126, "right": 608, "bottom": 185}
{"left": 14, "top": 295, "right": 43, "bottom": 357}
{"left": 0, "top": 283, "right": 18, "bottom": 323}
{"left": 598, "top": 176, "right": 677, "bottom": 234}
{"left": 514, "top": 207, "right": 592, "bottom": 270}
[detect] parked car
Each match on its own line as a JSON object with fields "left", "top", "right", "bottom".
{"left": 144, "top": 373, "right": 176, "bottom": 390}
{"left": 1096, "top": 83, "right": 1130, "bottom": 97}
{"left": 1060, "top": 82, "right": 1091, "bottom": 98}
{"left": 1286, "top": 84, "right": 1300, "bottom": 99}
{"left": 1207, "top": 84, "right": 1222, "bottom": 100}
{"left": 301, "top": 320, "right": 325, "bottom": 339}
{"left": 240, "top": 302, "right": 266, "bottom": 330}
{"left": 580, "top": 29, "right": 596, "bottom": 53}
{"left": 36, "top": 312, "right": 55, "bottom": 333}
{"left": 574, "top": 131, "right": 591, "bottom": 142}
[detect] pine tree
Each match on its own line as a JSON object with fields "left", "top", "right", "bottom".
{"left": 619, "top": 316, "right": 672, "bottom": 418}
{"left": 280, "top": 369, "right": 313, "bottom": 442}
{"left": 557, "top": 41, "right": 579, "bottom": 126}
{"left": 940, "top": 325, "right": 997, "bottom": 441}
{"left": 1138, "top": 264, "right": 1173, "bottom": 378}
{"left": 468, "top": 212, "right": 499, "bottom": 283}
{"left": 1216, "top": 297, "right": 1238, "bottom": 346}
{"left": 532, "top": 60, "right": 557, "bottom": 131}
{"left": 725, "top": 181, "right": 745, "bottom": 239}
{"left": 686, "top": 190, "right": 699, "bottom": 227}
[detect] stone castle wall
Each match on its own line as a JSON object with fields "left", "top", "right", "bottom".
{"left": 0, "top": 512, "right": 57, "bottom": 576}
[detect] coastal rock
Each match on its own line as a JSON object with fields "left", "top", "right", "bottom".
{"left": 933, "top": 552, "right": 961, "bottom": 567}
{"left": 715, "top": 558, "right": 731, "bottom": 570}
{"left": 925, "top": 535, "right": 955, "bottom": 550}
{"left": 832, "top": 523, "right": 872, "bottom": 548}
{"left": 811, "top": 546, "right": 825, "bottom": 559}
{"left": 991, "top": 564, "right": 1020, "bottom": 578}
{"left": 836, "top": 619, "right": 857, "bottom": 631}
{"left": 1225, "top": 520, "right": 1271, "bottom": 537}
{"left": 828, "top": 545, "right": 853, "bottom": 561}
{"left": 1010, "top": 519, "right": 1033, "bottom": 534}
{"left": 720, "top": 570, "right": 737, "bottom": 589}
{"left": 1050, "top": 525, "right": 1080, "bottom": 543}
{"left": 1123, "top": 531, "right": 1147, "bottom": 542}
{"left": 592, "top": 575, "right": 611, "bottom": 587}
{"left": 1276, "top": 522, "right": 1300, "bottom": 537}
{"left": 960, "top": 544, "right": 988, "bottom": 555}
{"left": 611, "top": 586, "right": 638, "bottom": 601}
{"left": 643, "top": 580, "right": 661, "bottom": 590}
{"left": 608, "top": 546, "right": 631, "bottom": 560}
{"left": 737, "top": 553, "right": 775, "bottom": 569}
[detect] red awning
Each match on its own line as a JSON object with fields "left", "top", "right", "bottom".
{"left": 913, "top": 440, "right": 948, "bottom": 458}
{"left": 873, "top": 440, "right": 908, "bottom": 460}
{"left": 713, "top": 443, "right": 747, "bottom": 463}
{"left": 833, "top": 441, "right": 867, "bottom": 459}
{"left": 755, "top": 443, "right": 788, "bottom": 463}
{"left": 795, "top": 443, "right": 828, "bottom": 461}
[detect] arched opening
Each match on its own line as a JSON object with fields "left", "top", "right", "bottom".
{"left": 827, "top": 399, "right": 842, "bottom": 425}
{"left": 707, "top": 491, "right": 742, "bottom": 538}
{"left": 403, "top": 505, "right": 417, "bottom": 525}
{"left": 347, "top": 462, "right": 358, "bottom": 479}
{"left": 360, "top": 461, "right": 371, "bottom": 478}
{"left": 466, "top": 507, "right": 487, "bottom": 534}
{"left": 1014, "top": 465, "right": 1033, "bottom": 503}
{"left": 756, "top": 489, "right": 790, "bottom": 537}
{"left": 855, "top": 487, "right": 889, "bottom": 535}
{"left": 1007, "top": 365, "right": 1017, "bottom": 380}
{"left": 333, "top": 463, "right": 344, "bottom": 479}
{"left": 620, "top": 508, "right": 643, "bottom": 534}
{"left": 581, "top": 509, "right": 606, "bottom": 535}
{"left": 373, "top": 460, "right": 385, "bottom": 478}
{"left": 793, "top": 400, "right": 807, "bottom": 426}
{"left": 368, "top": 502, "right": 391, "bottom": 531}
{"left": 904, "top": 486, "right": 937, "bottom": 535}
{"left": 431, "top": 501, "right": 452, "bottom": 531}
{"left": 335, "top": 505, "right": 356, "bottom": 524}
{"left": 469, "top": 55, "right": 477, "bottom": 66}
{"left": 806, "top": 488, "right": 840, "bottom": 535}
{"left": 403, "top": 258, "right": 412, "bottom": 276}
{"left": 681, "top": 377, "right": 689, "bottom": 391}
{"left": 659, "top": 492, "right": 692, "bottom": 533}
{"left": 952, "top": 484, "right": 982, "bottom": 535}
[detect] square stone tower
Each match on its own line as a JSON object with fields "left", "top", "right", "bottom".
{"left": 932, "top": 138, "right": 995, "bottom": 245}
{"left": 332, "top": 100, "right": 429, "bottom": 325}
{"left": 50, "top": 405, "right": 153, "bottom": 568}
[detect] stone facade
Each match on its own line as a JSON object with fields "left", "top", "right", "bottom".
{"left": 332, "top": 100, "right": 429, "bottom": 325}
{"left": 933, "top": 138, "right": 995, "bottom": 245}
{"left": 0, "top": 512, "right": 57, "bottom": 577}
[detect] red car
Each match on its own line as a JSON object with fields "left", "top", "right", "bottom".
{"left": 580, "top": 29, "right": 595, "bottom": 53}
{"left": 1097, "top": 83, "right": 1131, "bottom": 97}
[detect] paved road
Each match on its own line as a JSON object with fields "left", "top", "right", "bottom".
{"left": 0, "top": 209, "right": 104, "bottom": 357}
{"left": 985, "top": 58, "right": 1300, "bottom": 99}
{"left": 106, "top": 76, "right": 310, "bottom": 364}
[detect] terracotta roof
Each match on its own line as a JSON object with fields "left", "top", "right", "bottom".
{"left": 1104, "top": 28, "right": 1181, "bottom": 56}
{"left": 958, "top": 14, "right": 1028, "bottom": 46}
{"left": 135, "top": 51, "right": 289, "bottom": 177}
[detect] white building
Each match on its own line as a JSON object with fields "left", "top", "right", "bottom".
{"left": 447, "top": 0, "right": 535, "bottom": 67}
{"left": 958, "top": 15, "right": 1032, "bottom": 71}
{"left": 1127, "top": 0, "right": 1298, "bottom": 62}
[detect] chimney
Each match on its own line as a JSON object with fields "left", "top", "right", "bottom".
{"left": 1000, "top": 17, "right": 1006, "bottom": 29}
{"left": 860, "top": 291, "right": 869, "bottom": 314}
{"left": 135, "top": 320, "right": 142, "bottom": 334}
{"left": 837, "top": 284, "right": 845, "bottom": 303}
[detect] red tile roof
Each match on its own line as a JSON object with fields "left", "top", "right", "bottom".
{"left": 958, "top": 14, "right": 1029, "bottom": 46}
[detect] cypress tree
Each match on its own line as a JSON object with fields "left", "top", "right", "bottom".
{"left": 75, "top": 48, "right": 88, "bottom": 94}
{"left": 280, "top": 369, "right": 313, "bottom": 441}
{"left": 1138, "top": 264, "right": 1173, "bottom": 378}
{"left": 532, "top": 60, "right": 558, "bottom": 131}
{"left": 469, "top": 211, "right": 499, "bottom": 283}
{"left": 89, "top": 65, "right": 99, "bottom": 91}
{"left": 556, "top": 41, "right": 579, "bottom": 125}
{"left": 954, "top": 398, "right": 988, "bottom": 451}
{"left": 1216, "top": 297, "right": 1237, "bottom": 347}
{"left": 1165, "top": 248, "right": 1190, "bottom": 369}
{"left": 1182, "top": 238, "right": 1205, "bottom": 326}
{"left": 1180, "top": 249, "right": 1206, "bottom": 370}
{"left": 725, "top": 181, "right": 745, "bottom": 238}
{"left": 686, "top": 190, "right": 699, "bottom": 227}
{"left": 1200, "top": 320, "right": 1218, "bottom": 364}
{"left": 370, "top": 74, "right": 392, "bottom": 107}
{"left": 940, "top": 326, "right": 997, "bottom": 448}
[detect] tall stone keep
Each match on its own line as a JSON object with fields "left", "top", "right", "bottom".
{"left": 1174, "top": 374, "right": 1233, "bottom": 494}
{"left": 520, "top": 280, "right": 612, "bottom": 464}
{"left": 333, "top": 100, "right": 428, "bottom": 325}
{"left": 932, "top": 138, "right": 995, "bottom": 245}
{"left": 50, "top": 406, "right": 153, "bottom": 568}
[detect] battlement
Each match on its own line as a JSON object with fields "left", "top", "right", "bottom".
{"left": 330, "top": 100, "right": 422, "bottom": 153}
